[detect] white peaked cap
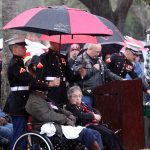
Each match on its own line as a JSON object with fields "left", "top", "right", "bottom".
{"left": 5, "top": 35, "right": 26, "bottom": 45}
{"left": 126, "top": 42, "right": 141, "bottom": 55}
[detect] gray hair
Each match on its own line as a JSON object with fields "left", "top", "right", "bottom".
{"left": 67, "top": 85, "right": 82, "bottom": 99}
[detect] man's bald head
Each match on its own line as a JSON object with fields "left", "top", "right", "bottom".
{"left": 87, "top": 43, "right": 102, "bottom": 59}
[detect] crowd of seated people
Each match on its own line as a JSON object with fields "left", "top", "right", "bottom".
{"left": 3, "top": 32, "right": 150, "bottom": 150}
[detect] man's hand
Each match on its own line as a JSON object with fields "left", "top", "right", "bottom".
{"left": 79, "top": 67, "right": 86, "bottom": 79}
{"left": 66, "top": 118, "right": 75, "bottom": 126}
{"left": 93, "top": 64, "right": 100, "bottom": 70}
{"left": 146, "top": 89, "right": 150, "bottom": 95}
{"left": 94, "top": 114, "right": 101, "bottom": 122}
{"left": 48, "top": 77, "right": 60, "bottom": 87}
{"left": 0, "top": 117, "right": 7, "bottom": 126}
{"left": 68, "top": 114, "right": 76, "bottom": 123}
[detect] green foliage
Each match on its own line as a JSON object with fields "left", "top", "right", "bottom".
{"left": 20, "top": 0, "right": 45, "bottom": 11}
{"left": 135, "top": 0, "right": 150, "bottom": 6}
{"left": 124, "top": 11, "right": 146, "bottom": 40}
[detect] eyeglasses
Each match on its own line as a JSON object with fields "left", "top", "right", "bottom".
{"left": 71, "top": 49, "right": 80, "bottom": 51}
{"left": 71, "top": 94, "right": 82, "bottom": 98}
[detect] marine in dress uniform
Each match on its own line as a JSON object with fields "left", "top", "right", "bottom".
{"left": 107, "top": 42, "right": 141, "bottom": 79}
{"left": 4, "top": 35, "right": 34, "bottom": 147}
{"left": 36, "top": 42, "right": 72, "bottom": 107}
{"left": 106, "top": 43, "right": 150, "bottom": 95}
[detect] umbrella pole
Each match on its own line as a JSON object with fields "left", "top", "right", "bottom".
{"left": 59, "top": 34, "right": 61, "bottom": 51}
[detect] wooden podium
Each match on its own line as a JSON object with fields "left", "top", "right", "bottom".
{"left": 93, "top": 80, "right": 144, "bottom": 150}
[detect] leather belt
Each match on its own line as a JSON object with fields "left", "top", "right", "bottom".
{"left": 45, "top": 77, "right": 66, "bottom": 81}
{"left": 45, "top": 77, "right": 55, "bottom": 81}
{"left": 11, "top": 86, "right": 29, "bottom": 91}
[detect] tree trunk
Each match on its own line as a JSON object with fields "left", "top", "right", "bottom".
{"left": 114, "top": 0, "right": 133, "bottom": 31}
{"left": 1, "top": 0, "right": 20, "bottom": 108}
{"left": 78, "top": 0, "right": 113, "bottom": 21}
{"left": 78, "top": 0, "right": 133, "bottom": 32}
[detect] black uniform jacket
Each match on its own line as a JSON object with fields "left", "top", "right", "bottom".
{"left": 107, "top": 52, "right": 138, "bottom": 79}
{"left": 4, "top": 55, "right": 34, "bottom": 115}
{"left": 36, "top": 49, "right": 73, "bottom": 105}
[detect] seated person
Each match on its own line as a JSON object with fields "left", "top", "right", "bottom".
{"left": 0, "top": 108, "right": 13, "bottom": 150}
{"left": 25, "top": 56, "right": 104, "bottom": 150}
{"left": 66, "top": 85, "right": 124, "bottom": 150}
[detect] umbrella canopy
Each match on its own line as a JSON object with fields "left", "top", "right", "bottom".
{"left": 40, "top": 15, "right": 124, "bottom": 45}
{"left": 95, "top": 16, "right": 124, "bottom": 44}
{"left": 101, "top": 44, "right": 123, "bottom": 60}
{"left": 40, "top": 34, "right": 98, "bottom": 44}
{"left": 3, "top": 5, "right": 112, "bottom": 36}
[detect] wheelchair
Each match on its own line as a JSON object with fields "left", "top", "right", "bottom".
{"left": 13, "top": 130, "right": 54, "bottom": 150}
{"left": 13, "top": 117, "right": 86, "bottom": 150}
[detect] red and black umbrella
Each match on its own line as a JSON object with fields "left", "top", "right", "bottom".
{"left": 95, "top": 16, "right": 124, "bottom": 44}
{"left": 3, "top": 5, "right": 112, "bottom": 36}
{"left": 39, "top": 15, "right": 124, "bottom": 45}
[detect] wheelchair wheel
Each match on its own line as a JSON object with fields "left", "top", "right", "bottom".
{"left": 13, "top": 131, "right": 54, "bottom": 150}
